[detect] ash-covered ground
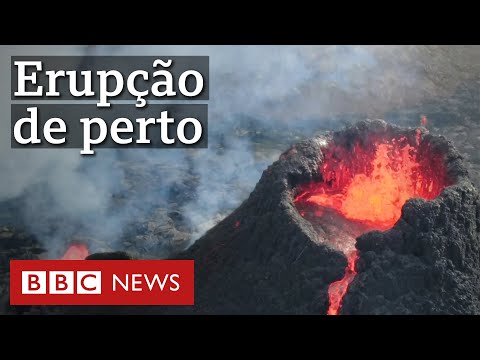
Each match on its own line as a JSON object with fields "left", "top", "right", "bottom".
{"left": 1, "top": 45, "right": 480, "bottom": 314}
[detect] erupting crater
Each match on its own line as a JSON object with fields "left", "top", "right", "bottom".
{"left": 294, "top": 129, "right": 451, "bottom": 314}
{"left": 170, "top": 119, "right": 479, "bottom": 315}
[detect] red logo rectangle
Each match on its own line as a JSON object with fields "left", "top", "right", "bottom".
{"left": 10, "top": 260, "right": 194, "bottom": 305}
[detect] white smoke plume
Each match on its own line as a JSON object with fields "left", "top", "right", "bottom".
{"left": 0, "top": 45, "right": 475, "bottom": 256}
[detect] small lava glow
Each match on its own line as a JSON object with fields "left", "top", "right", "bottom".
{"left": 295, "top": 134, "right": 449, "bottom": 315}
{"left": 421, "top": 115, "right": 428, "bottom": 126}
{"left": 61, "top": 244, "right": 89, "bottom": 260}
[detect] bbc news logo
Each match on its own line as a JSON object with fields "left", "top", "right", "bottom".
{"left": 10, "top": 260, "right": 194, "bottom": 305}
{"left": 22, "top": 271, "right": 102, "bottom": 294}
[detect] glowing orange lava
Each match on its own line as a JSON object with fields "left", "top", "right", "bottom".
{"left": 61, "top": 244, "right": 89, "bottom": 260}
{"left": 305, "top": 143, "right": 423, "bottom": 230}
{"left": 327, "top": 251, "right": 357, "bottom": 315}
{"left": 294, "top": 136, "right": 448, "bottom": 315}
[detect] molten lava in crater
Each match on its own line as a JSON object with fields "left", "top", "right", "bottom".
{"left": 294, "top": 134, "right": 450, "bottom": 315}
{"left": 61, "top": 244, "right": 89, "bottom": 260}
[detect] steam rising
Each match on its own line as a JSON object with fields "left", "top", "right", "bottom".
{"left": 0, "top": 45, "right": 473, "bottom": 257}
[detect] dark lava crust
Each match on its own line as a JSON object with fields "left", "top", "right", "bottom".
{"left": 171, "top": 119, "right": 479, "bottom": 315}
{"left": 342, "top": 181, "right": 480, "bottom": 314}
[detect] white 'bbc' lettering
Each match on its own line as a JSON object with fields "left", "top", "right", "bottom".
{"left": 21, "top": 270, "right": 101, "bottom": 294}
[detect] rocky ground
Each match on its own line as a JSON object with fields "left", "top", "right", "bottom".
{"left": 0, "top": 227, "right": 44, "bottom": 313}
{"left": 1, "top": 45, "right": 480, "bottom": 314}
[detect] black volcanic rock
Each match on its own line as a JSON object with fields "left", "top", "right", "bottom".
{"left": 86, "top": 251, "right": 134, "bottom": 260}
{"left": 342, "top": 183, "right": 480, "bottom": 314}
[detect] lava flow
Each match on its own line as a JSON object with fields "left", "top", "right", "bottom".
{"left": 327, "top": 250, "right": 357, "bottom": 315}
{"left": 61, "top": 244, "right": 89, "bottom": 260}
{"left": 294, "top": 135, "right": 448, "bottom": 315}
